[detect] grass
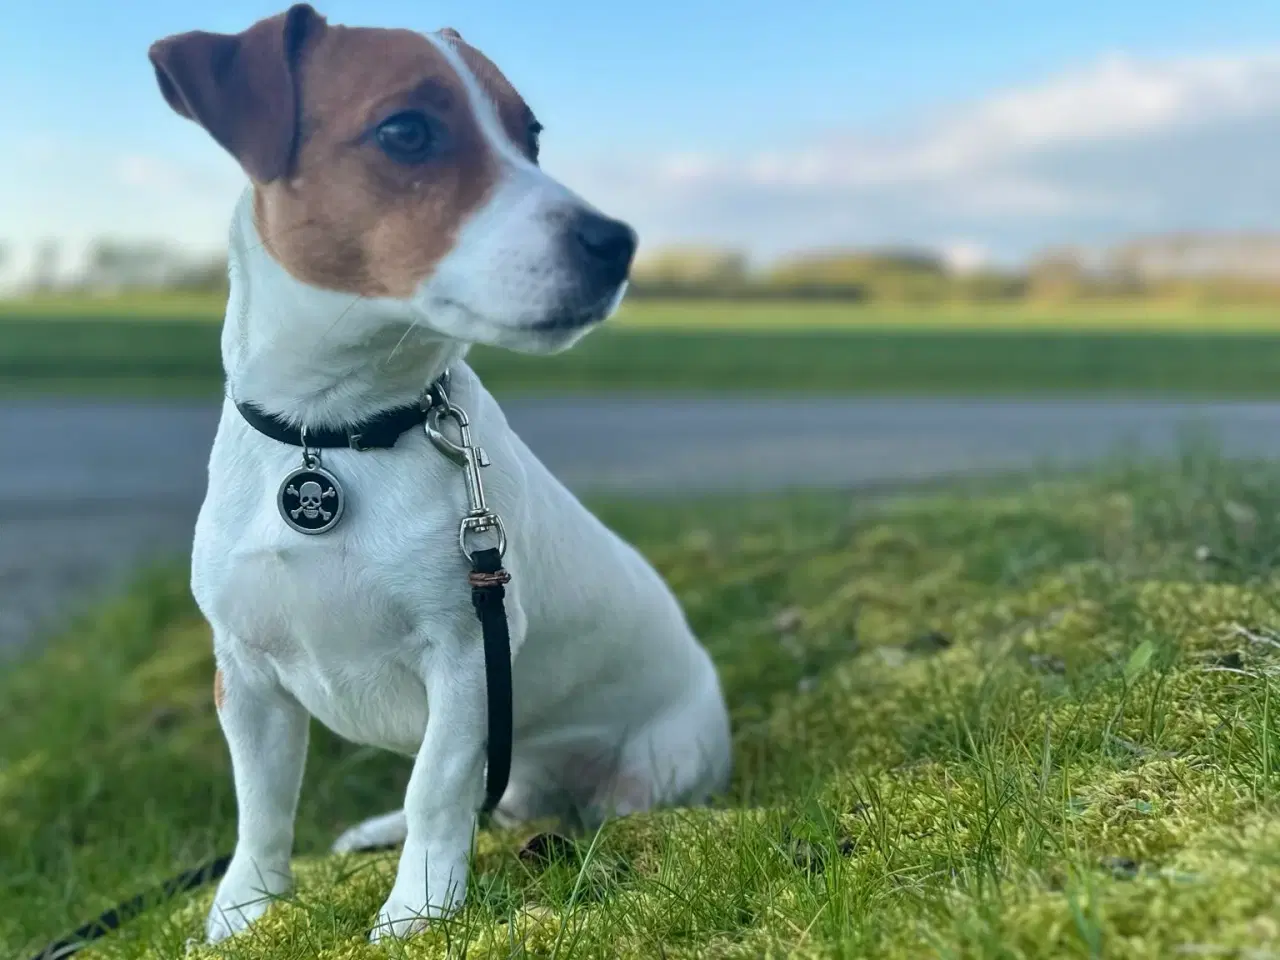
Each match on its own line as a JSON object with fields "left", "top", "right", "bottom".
{"left": 4, "top": 452, "right": 1280, "bottom": 957}
{"left": 7, "top": 298, "right": 1280, "bottom": 396}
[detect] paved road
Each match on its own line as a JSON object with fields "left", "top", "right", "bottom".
{"left": 4, "top": 396, "right": 1280, "bottom": 655}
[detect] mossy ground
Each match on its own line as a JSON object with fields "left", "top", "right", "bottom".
{"left": 5, "top": 453, "right": 1280, "bottom": 958}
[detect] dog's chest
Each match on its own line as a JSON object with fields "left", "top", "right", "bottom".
{"left": 194, "top": 430, "right": 477, "bottom": 752}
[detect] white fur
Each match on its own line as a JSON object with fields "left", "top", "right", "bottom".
{"left": 193, "top": 33, "right": 729, "bottom": 945}
{"left": 402, "top": 31, "right": 635, "bottom": 357}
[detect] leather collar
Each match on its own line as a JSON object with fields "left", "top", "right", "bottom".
{"left": 234, "top": 373, "right": 448, "bottom": 451}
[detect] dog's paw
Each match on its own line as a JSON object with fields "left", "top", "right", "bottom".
{"left": 205, "top": 858, "right": 292, "bottom": 943}
{"left": 368, "top": 882, "right": 463, "bottom": 943}
{"left": 207, "top": 896, "right": 272, "bottom": 944}
{"left": 368, "top": 895, "right": 433, "bottom": 942}
{"left": 332, "top": 809, "right": 407, "bottom": 853}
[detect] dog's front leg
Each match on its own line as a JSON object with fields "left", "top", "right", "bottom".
{"left": 371, "top": 636, "right": 487, "bottom": 941}
{"left": 206, "top": 653, "right": 309, "bottom": 943}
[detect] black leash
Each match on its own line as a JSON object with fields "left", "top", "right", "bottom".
{"left": 27, "top": 855, "right": 232, "bottom": 960}
{"left": 28, "top": 377, "right": 515, "bottom": 959}
{"left": 471, "top": 545, "right": 514, "bottom": 816}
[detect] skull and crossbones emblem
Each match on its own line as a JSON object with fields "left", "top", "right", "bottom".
{"left": 286, "top": 480, "right": 336, "bottom": 521}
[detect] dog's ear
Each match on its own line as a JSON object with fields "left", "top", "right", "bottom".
{"left": 148, "top": 4, "right": 326, "bottom": 184}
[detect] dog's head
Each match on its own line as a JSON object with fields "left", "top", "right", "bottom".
{"left": 149, "top": 5, "right": 636, "bottom": 355}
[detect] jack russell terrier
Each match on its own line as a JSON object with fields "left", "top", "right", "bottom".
{"left": 147, "top": 4, "right": 732, "bottom": 944}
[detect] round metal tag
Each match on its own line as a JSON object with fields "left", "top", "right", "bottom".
{"left": 278, "top": 465, "right": 345, "bottom": 535}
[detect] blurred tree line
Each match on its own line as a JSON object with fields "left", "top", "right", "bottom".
{"left": 629, "top": 241, "right": 1280, "bottom": 305}
{"left": 625, "top": 246, "right": 1016, "bottom": 302}
{"left": 7, "top": 239, "right": 230, "bottom": 296}
{"left": 11, "top": 234, "right": 1280, "bottom": 305}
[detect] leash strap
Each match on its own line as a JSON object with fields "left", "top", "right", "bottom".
{"left": 469, "top": 547, "right": 514, "bottom": 816}
{"left": 421, "top": 377, "right": 513, "bottom": 816}
{"left": 26, "top": 855, "right": 232, "bottom": 960}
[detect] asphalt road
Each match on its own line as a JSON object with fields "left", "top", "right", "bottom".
{"left": 4, "top": 396, "right": 1280, "bottom": 656}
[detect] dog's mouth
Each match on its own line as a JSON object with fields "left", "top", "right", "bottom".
{"left": 528, "top": 306, "right": 607, "bottom": 333}
{"left": 428, "top": 284, "right": 624, "bottom": 340}
{"left": 528, "top": 282, "right": 629, "bottom": 333}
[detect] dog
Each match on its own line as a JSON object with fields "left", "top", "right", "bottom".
{"left": 147, "top": 4, "right": 732, "bottom": 944}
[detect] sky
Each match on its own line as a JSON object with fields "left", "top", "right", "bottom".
{"left": 3, "top": 0, "right": 1280, "bottom": 279}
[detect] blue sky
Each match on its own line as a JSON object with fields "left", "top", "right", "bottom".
{"left": 3, "top": 0, "right": 1280, "bottom": 275}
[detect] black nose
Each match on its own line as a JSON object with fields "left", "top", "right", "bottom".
{"left": 570, "top": 211, "right": 637, "bottom": 282}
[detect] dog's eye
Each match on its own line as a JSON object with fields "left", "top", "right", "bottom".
{"left": 526, "top": 121, "right": 543, "bottom": 163}
{"left": 375, "top": 111, "right": 436, "bottom": 164}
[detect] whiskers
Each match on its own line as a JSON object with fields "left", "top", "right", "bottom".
{"left": 321, "top": 294, "right": 366, "bottom": 347}
{"left": 383, "top": 316, "right": 422, "bottom": 368}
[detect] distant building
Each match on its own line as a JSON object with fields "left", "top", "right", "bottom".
{"left": 1106, "top": 232, "right": 1280, "bottom": 282}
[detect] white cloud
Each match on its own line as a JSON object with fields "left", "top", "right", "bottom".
{"left": 940, "top": 242, "right": 991, "bottom": 275}
{"left": 550, "top": 50, "right": 1280, "bottom": 261}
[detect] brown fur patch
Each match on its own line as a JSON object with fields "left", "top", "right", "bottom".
{"left": 150, "top": 5, "right": 324, "bottom": 185}
{"left": 213, "top": 668, "right": 226, "bottom": 711}
{"left": 253, "top": 23, "right": 534, "bottom": 297}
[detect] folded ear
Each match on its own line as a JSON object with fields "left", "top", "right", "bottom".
{"left": 148, "top": 4, "right": 326, "bottom": 183}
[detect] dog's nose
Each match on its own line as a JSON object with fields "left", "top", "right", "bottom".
{"left": 570, "top": 212, "right": 637, "bottom": 283}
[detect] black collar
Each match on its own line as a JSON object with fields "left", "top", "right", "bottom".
{"left": 234, "top": 374, "right": 447, "bottom": 452}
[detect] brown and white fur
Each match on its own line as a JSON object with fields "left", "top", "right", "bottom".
{"left": 148, "top": 5, "right": 731, "bottom": 944}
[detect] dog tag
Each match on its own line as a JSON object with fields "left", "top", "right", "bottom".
{"left": 278, "top": 464, "right": 345, "bottom": 535}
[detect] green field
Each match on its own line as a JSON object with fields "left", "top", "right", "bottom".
{"left": 3, "top": 297, "right": 1280, "bottom": 397}
{"left": 5, "top": 294, "right": 1280, "bottom": 330}
{"left": 5, "top": 457, "right": 1280, "bottom": 958}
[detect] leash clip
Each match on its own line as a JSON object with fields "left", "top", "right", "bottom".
{"left": 423, "top": 380, "right": 507, "bottom": 561}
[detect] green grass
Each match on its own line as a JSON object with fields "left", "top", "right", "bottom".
{"left": 8, "top": 299, "right": 1280, "bottom": 396}
{"left": 5, "top": 453, "right": 1280, "bottom": 957}
{"left": 610, "top": 300, "right": 1280, "bottom": 332}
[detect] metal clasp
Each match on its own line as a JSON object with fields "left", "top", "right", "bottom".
{"left": 423, "top": 380, "right": 506, "bottom": 561}
{"left": 299, "top": 426, "right": 320, "bottom": 470}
